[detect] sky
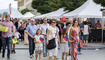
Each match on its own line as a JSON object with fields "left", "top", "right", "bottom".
{"left": 0, "top": 0, "right": 17, "bottom": 10}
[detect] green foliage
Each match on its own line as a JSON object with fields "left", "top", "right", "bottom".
{"left": 93, "top": 0, "right": 105, "bottom": 6}
{"left": 32, "top": 0, "right": 87, "bottom": 14}
{"left": 21, "top": 8, "right": 31, "bottom": 14}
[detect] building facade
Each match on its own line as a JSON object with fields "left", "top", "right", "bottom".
{"left": 16, "top": 0, "right": 40, "bottom": 15}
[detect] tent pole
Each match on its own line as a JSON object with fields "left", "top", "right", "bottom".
{"left": 101, "top": 8, "right": 105, "bottom": 43}
{"left": 102, "top": 16, "right": 104, "bottom": 43}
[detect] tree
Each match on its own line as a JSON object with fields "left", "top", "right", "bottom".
{"left": 93, "top": 0, "right": 105, "bottom": 6}
{"left": 21, "top": 8, "right": 31, "bottom": 14}
{"left": 32, "top": 0, "right": 87, "bottom": 14}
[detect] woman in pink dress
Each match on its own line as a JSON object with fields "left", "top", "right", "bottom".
{"left": 70, "top": 20, "right": 80, "bottom": 60}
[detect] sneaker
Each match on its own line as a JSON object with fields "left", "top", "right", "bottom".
{"left": 30, "top": 55, "right": 33, "bottom": 58}
{"left": 78, "top": 52, "right": 82, "bottom": 55}
{"left": 13, "top": 50, "right": 16, "bottom": 54}
{"left": 43, "top": 53, "right": 47, "bottom": 57}
{"left": 69, "top": 53, "right": 71, "bottom": 56}
{"left": 7, "top": 56, "right": 10, "bottom": 59}
{"left": 2, "top": 54, "right": 5, "bottom": 58}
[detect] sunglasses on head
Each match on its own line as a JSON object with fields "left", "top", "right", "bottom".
{"left": 52, "top": 21, "right": 56, "bottom": 23}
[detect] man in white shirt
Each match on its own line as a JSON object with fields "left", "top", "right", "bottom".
{"left": 40, "top": 18, "right": 49, "bottom": 57}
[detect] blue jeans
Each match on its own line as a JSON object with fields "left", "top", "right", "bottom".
{"left": 43, "top": 35, "right": 47, "bottom": 57}
{"left": 2, "top": 37, "right": 11, "bottom": 57}
{"left": 78, "top": 35, "right": 83, "bottom": 52}
{"left": 28, "top": 36, "right": 35, "bottom": 56}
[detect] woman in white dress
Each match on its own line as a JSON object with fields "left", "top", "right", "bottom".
{"left": 46, "top": 19, "right": 60, "bottom": 60}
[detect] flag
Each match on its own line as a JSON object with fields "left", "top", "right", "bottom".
{"left": 9, "top": 3, "right": 11, "bottom": 16}
{"left": 64, "top": 36, "right": 69, "bottom": 41}
{"left": 1, "top": 13, "right": 4, "bottom": 21}
{"left": 40, "top": 37, "right": 44, "bottom": 42}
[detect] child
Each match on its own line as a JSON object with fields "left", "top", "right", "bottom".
{"left": 61, "top": 29, "right": 69, "bottom": 60}
{"left": 34, "top": 29, "right": 44, "bottom": 60}
{"left": 15, "top": 31, "right": 21, "bottom": 42}
{"left": 11, "top": 35, "right": 18, "bottom": 53}
{"left": 83, "top": 21, "right": 89, "bottom": 45}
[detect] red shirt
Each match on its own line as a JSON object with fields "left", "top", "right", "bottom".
{"left": 95, "top": 23, "right": 102, "bottom": 29}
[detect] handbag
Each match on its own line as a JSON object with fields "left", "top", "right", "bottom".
{"left": 79, "top": 40, "right": 83, "bottom": 48}
{"left": 47, "top": 38, "right": 56, "bottom": 50}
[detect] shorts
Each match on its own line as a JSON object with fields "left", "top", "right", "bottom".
{"left": 35, "top": 47, "right": 43, "bottom": 54}
{"left": 48, "top": 47, "right": 58, "bottom": 57}
{"left": 60, "top": 43, "right": 69, "bottom": 53}
{"left": 83, "top": 35, "right": 89, "bottom": 41}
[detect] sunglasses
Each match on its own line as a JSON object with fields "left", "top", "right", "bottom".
{"left": 52, "top": 22, "right": 56, "bottom": 23}
{"left": 75, "top": 21, "right": 78, "bottom": 23}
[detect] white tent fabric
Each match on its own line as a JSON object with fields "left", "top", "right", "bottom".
{"left": 23, "top": 12, "right": 35, "bottom": 19}
{"left": 63, "top": 0, "right": 102, "bottom": 18}
{"left": 11, "top": 8, "right": 23, "bottom": 18}
{"left": 34, "top": 8, "right": 68, "bottom": 19}
{"left": 0, "top": 8, "right": 23, "bottom": 18}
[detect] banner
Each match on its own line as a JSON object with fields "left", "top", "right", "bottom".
{"left": 0, "top": 25, "right": 8, "bottom": 32}
{"left": 102, "top": 10, "right": 105, "bottom": 16}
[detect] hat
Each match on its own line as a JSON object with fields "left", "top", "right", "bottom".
{"left": 31, "top": 19, "right": 35, "bottom": 21}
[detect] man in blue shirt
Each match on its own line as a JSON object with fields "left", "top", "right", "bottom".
{"left": 25, "top": 19, "right": 38, "bottom": 58}
{"left": 78, "top": 18, "right": 84, "bottom": 54}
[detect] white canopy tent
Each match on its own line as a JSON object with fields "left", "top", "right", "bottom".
{"left": 11, "top": 8, "right": 23, "bottom": 18}
{"left": 23, "top": 12, "right": 35, "bottom": 19}
{"left": 63, "top": 0, "right": 102, "bottom": 18}
{"left": 0, "top": 8, "right": 23, "bottom": 18}
{"left": 34, "top": 8, "right": 68, "bottom": 19}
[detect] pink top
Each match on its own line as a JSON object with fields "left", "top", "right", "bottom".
{"left": 1, "top": 21, "right": 14, "bottom": 38}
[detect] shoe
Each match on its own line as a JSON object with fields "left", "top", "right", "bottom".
{"left": 43, "top": 54, "right": 47, "bottom": 57}
{"left": 69, "top": 53, "right": 71, "bottom": 56}
{"left": 2, "top": 54, "right": 5, "bottom": 58}
{"left": 13, "top": 50, "right": 16, "bottom": 54}
{"left": 30, "top": 55, "right": 33, "bottom": 58}
{"left": 11, "top": 50, "right": 13, "bottom": 54}
{"left": 78, "top": 52, "right": 82, "bottom": 55}
{"left": 7, "top": 56, "right": 10, "bottom": 59}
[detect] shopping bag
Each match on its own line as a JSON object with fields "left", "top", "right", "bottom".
{"left": 12, "top": 39, "right": 18, "bottom": 44}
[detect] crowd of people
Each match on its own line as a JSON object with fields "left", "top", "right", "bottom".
{"left": 0, "top": 15, "right": 102, "bottom": 60}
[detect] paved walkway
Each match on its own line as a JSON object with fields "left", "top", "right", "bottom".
{"left": 15, "top": 42, "right": 105, "bottom": 49}
{"left": 0, "top": 42, "right": 105, "bottom": 60}
{"left": 0, "top": 49, "right": 105, "bottom": 60}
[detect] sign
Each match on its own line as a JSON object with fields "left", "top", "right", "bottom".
{"left": 0, "top": 25, "right": 8, "bottom": 32}
{"left": 102, "top": 10, "right": 105, "bottom": 16}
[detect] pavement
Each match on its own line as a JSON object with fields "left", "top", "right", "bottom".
{"left": 0, "top": 42, "right": 105, "bottom": 60}
{"left": 0, "top": 49, "right": 105, "bottom": 60}
{"left": 15, "top": 42, "right": 105, "bottom": 49}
